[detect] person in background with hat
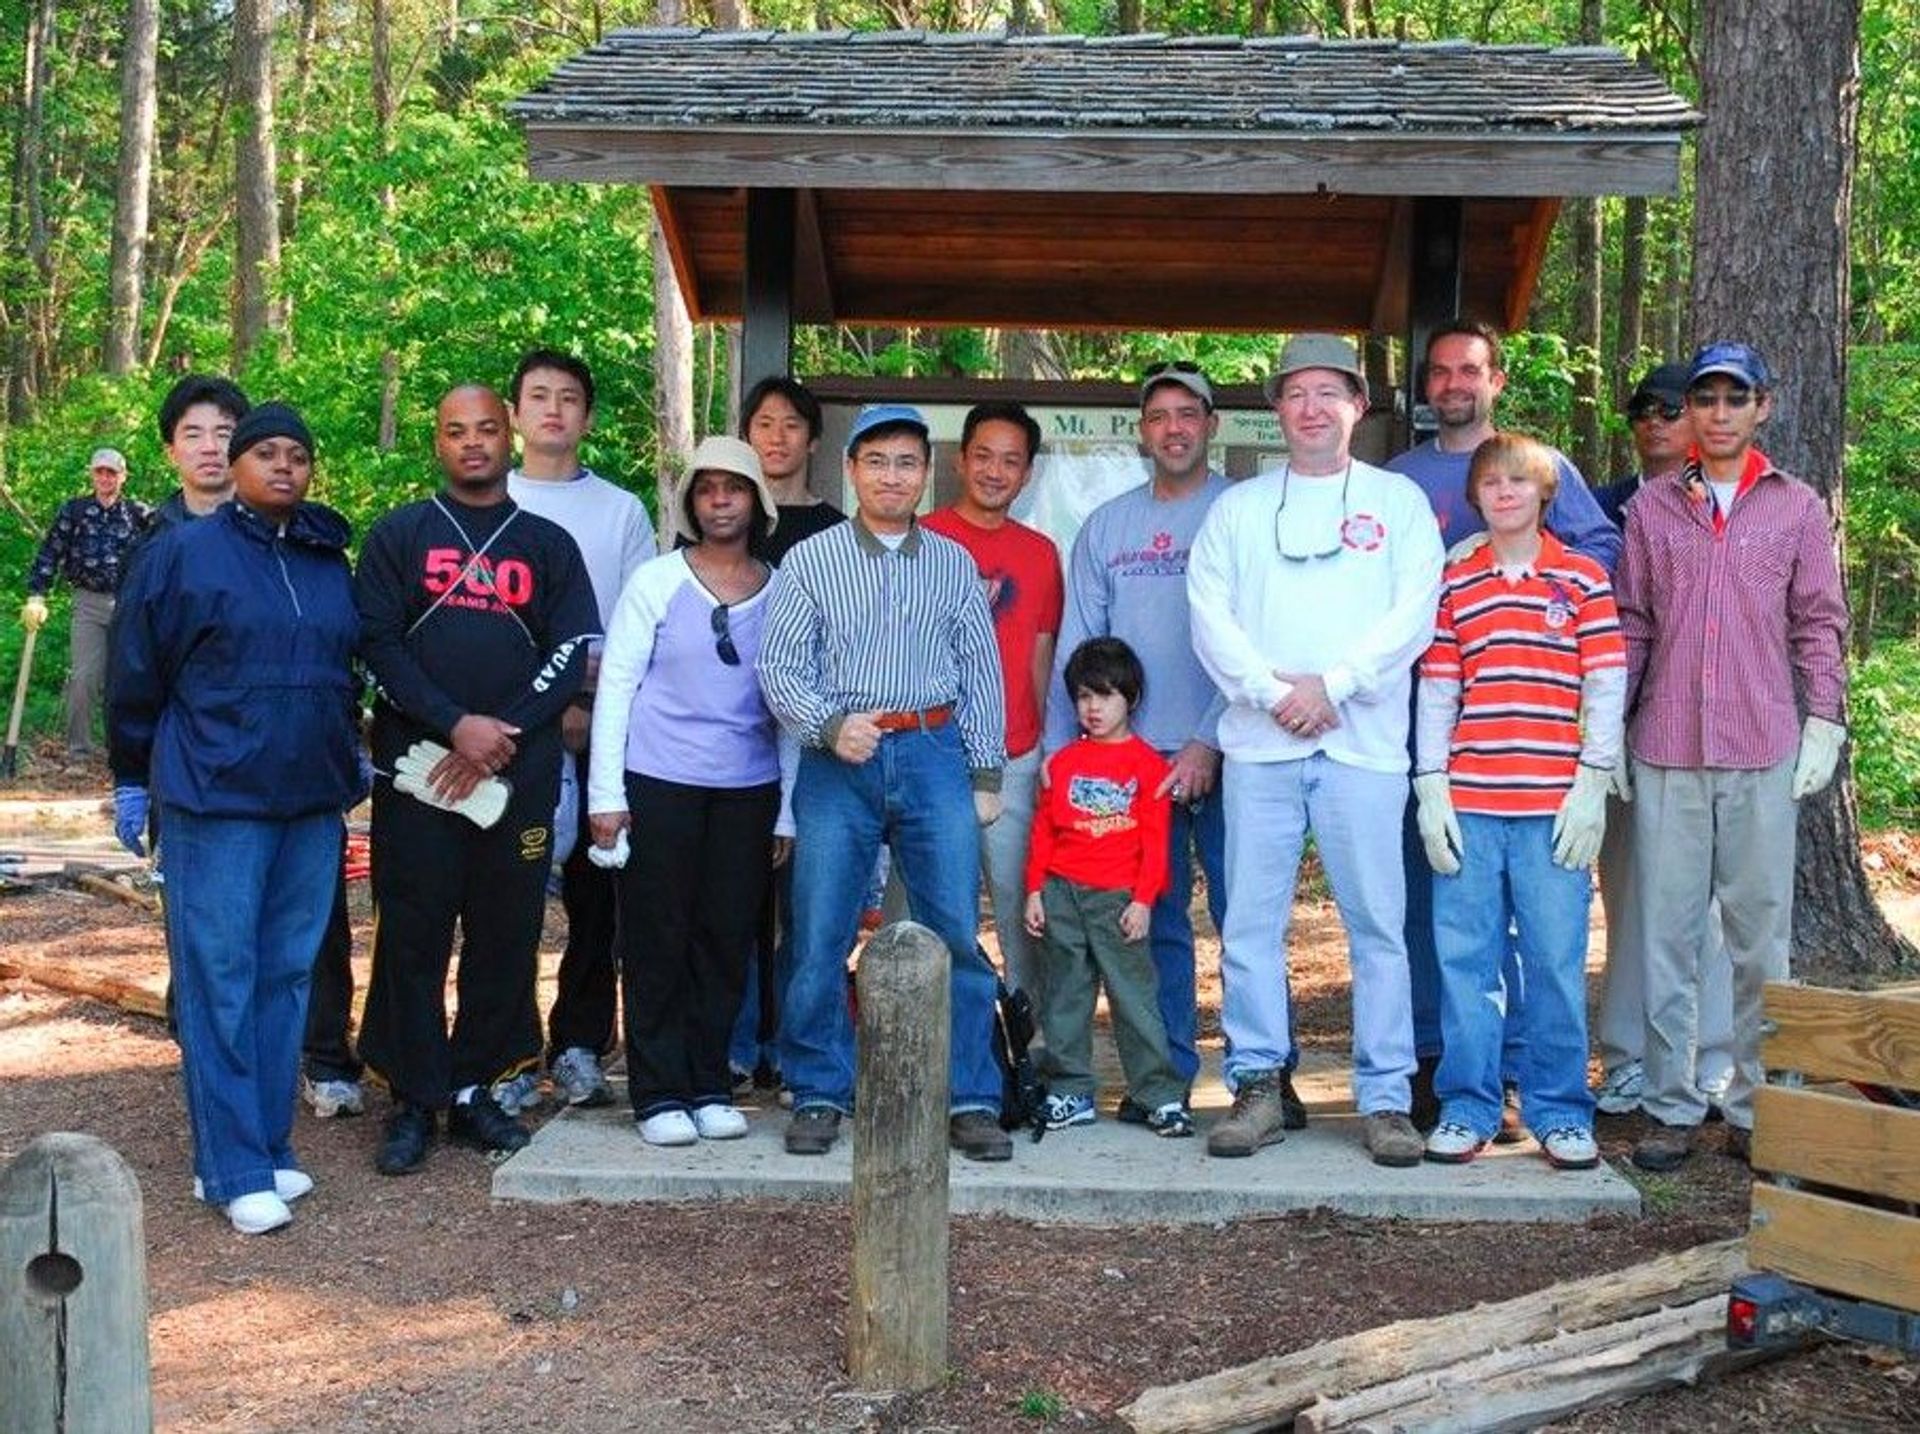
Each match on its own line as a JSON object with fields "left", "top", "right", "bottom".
{"left": 108, "top": 402, "right": 361, "bottom": 1235}
{"left": 20, "top": 446, "right": 149, "bottom": 762}
{"left": 586, "top": 436, "right": 791, "bottom": 1146}
{"left": 758, "top": 403, "right": 1011, "bottom": 1161}
{"left": 1189, "top": 334, "right": 1442, "bottom": 1167}
{"left": 1589, "top": 362, "right": 1735, "bottom": 1121}
{"left": 1616, "top": 342, "right": 1848, "bottom": 1172}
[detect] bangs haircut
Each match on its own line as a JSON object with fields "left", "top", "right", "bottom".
{"left": 157, "top": 375, "right": 250, "bottom": 444}
{"left": 1064, "top": 636, "right": 1145, "bottom": 709}
{"left": 1466, "top": 433, "right": 1560, "bottom": 519}
{"left": 741, "top": 376, "right": 824, "bottom": 442}
{"left": 510, "top": 348, "right": 596, "bottom": 412}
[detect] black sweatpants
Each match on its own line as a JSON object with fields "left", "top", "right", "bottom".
{"left": 358, "top": 761, "right": 556, "bottom": 1109}
{"left": 618, "top": 773, "right": 778, "bottom": 1117}
{"left": 545, "top": 747, "right": 621, "bottom": 1059}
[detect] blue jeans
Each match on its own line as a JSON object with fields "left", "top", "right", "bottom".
{"left": 1220, "top": 755, "right": 1414, "bottom": 1113}
{"left": 1432, "top": 813, "right": 1595, "bottom": 1139}
{"left": 779, "top": 723, "right": 1001, "bottom": 1115}
{"left": 160, "top": 806, "right": 341, "bottom": 1203}
{"left": 1150, "top": 786, "right": 1224, "bottom": 1085}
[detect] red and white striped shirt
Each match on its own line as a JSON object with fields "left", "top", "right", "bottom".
{"left": 1614, "top": 456, "right": 1848, "bottom": 770}
{"left": 1420, "top": 533, "right": 1625, "bottom": 816}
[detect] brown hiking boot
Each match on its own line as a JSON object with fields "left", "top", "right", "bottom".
{"left": 1632, "top": 1118, "right": 1698, "bottom": 1172}
{"left": 1364, "top": 1111, "right": 1425, "bottom": 1168}
{"left": 949, "top": 1110, "right": 1012, "bottom": 1162}
{"left": 1207, "top": 1070, "right": 1289, "bottom": 1158}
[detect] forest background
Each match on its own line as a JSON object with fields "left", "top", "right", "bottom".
{"left": 1, "top": 0, "right": 1917, "bottom": 829}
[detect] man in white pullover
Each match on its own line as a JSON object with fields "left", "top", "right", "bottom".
{"left": 1188, "top": 334, "right": 1443, "bottom": 1167}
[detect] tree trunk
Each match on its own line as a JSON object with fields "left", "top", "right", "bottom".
{"left": 8, "top": 0, "right": 55, "bottom": 418}
{"left": 231, "top": 0, "right": 283, "bottom": 368}
{"left": 105, "top": 0, "right": 160, "bottom": 375}
{"left": 1691, "top": 0, "right": 1911, "bottom": 979}
{"left": 1569, "top": 0, "right": 1606, "bottom": 481}
{"left": 372, "top": 0, "right": 399, "bottom": 451}
{"left": 1608, "top": 193, "right": 1649, "bottom": 475}
{"left": 651, "top": 0, "right": 694, "bottom": 543}
{"left": 1660, "top": 204, "right": 1687, "bottom": 360}
{"left": 283, "top": 0, "right": 320, "bottom": 241}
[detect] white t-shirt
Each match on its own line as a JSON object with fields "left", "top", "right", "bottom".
{"left": 507, "top": 467, "right": 656, "bottom": 625}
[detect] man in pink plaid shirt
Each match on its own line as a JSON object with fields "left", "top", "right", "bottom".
{"left": 1614, "top": 342, "right": 1849, "bottom": 1172}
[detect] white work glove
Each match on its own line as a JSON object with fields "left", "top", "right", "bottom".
{"left": 974, "top": 790, "right": 1003, "bottom": 828}
{"left": 20, "top": 594, "right": 48, "bottom": 632}
{"left": 587, "top": 827, "right": 630, "bottom": 869}
{"left": 1445, "top": 531, "right": 1490, "bottom": 565}
{"left": 1551, "top": 765, "right": 1612, "bottom": 869}
{"left": 1609, "top": 758, "right": 1633, "bottom": 803}
{"left": 393, "top": 740, "right": 511, "bottom": 829}
{"left": 1791, "top": 716, "right": 1846, "bottom": 800}
{"left": 1411, "top": 772, "right": 1463, "bottom": 876}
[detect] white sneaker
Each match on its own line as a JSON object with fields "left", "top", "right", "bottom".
{"left": 1593, "top": 1061, "right": 1645, "bottom": 1116}
{"left": 302, "top": 1077, "right": 365, "bottom": 1119}
{"left": 1423, "top": 1120, "right": 1487, "bottom": 1164}
{"left": 1697, "top": 1067, "right": 1733, "bottom": 1116}
{"left": 690, "top": 1104, "right": 749, "bottom": 1140}
{"left": 1541, "top": 1126, "right": 1601, "bottom": 1170}
{"left": 225, "top": 1191, "right": 292, "bottom": 1235}
{"left": 638, "top": 1109, "right": 698, "bottom": 1146}
{"left": 195, "top": 1169, "right": 314, "bottom": 1204}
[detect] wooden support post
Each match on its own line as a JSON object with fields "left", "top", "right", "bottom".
{"left": 1, "top": 1133, "right": 152, "bottom": 1432}
{"left": 1402, "top": 195, "right": 1462, "bottom": 450}
{"left": 848, "top": 920, "right": 950, "bottom": 1393}
{"left": 742, "top": 187, "right": 795, "bottom": 392}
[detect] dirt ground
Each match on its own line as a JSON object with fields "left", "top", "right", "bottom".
{"left": 3, "top": 745, "right": 1918, "bottom": 1432}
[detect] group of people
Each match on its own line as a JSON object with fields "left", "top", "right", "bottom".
{"left": 16, "top": 320, "right": 1847, "bottom": 1234}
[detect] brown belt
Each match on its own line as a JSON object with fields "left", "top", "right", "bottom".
{"left": 871, "top": 704, "right": 953, "bottom": 732}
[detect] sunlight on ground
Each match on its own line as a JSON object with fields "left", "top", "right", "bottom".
{"left": 0, "top": 995, "right": 175, "bottom": 1076}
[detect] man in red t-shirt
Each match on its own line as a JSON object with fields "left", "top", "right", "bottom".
{"left": 921, "top": 401, "right": 1064, "bottom": 1006}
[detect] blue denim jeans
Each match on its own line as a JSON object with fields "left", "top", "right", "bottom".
{"left": 1150, "top": 785, "right": 1224, "bottom": 1085}
{"left": 779, "top": 722, "right": 1001, "bottom": 1115}
{"left": 1220, "top": 754, "right": 1414, "bottom": 1113}
{"left": 1431, "top": 813, "right": 1595, "bottom": 1139}
{"left": 160, "top": 806, "right": 341, "bottom": 1203}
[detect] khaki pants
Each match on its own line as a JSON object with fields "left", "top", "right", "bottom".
{"left": 64, "top": 588, "right": 114, "bottom": 756}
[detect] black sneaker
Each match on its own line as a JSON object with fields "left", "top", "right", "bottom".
{"left": 1277, "top": 1071, "right": 1309, "bottom": 1131}
{"left": 949, "top": 1110, "right": 1013, "bottom": 1162}
{"left": 376, "top": 1102, "right": 435, "bottom": 1177}
{"left": 785, "top": 1105, "right": 841, "bottom": 1155}
{"left": 1118, "top": 1092, "right": 1191, "bottom": 1125}
{"left": 448, "top": 1089, "right": 531, "bottom": 1154}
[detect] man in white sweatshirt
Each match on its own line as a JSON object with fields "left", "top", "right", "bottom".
{"left": 1188, "top": 334, "right": 1443, "bottom": 1166}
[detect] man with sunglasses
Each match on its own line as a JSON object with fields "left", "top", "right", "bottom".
{"left": 758, "top": 404, "right": 1011, "bottom": 1161}
{"left": 1589, "top": 363, "right": 1735, "bottom": 1122}
{"left": 1615, "top": 342, "right": 1848, "bottom": 1171}
{"left": 1189, "top": 334, "right": 1442, "bottom": 1165}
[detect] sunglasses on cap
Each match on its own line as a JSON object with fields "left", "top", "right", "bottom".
{"left": 1143, "top": 360, "right": 1203, "bottom": 378}
{"left": 1628, "top": 397, "right": 1684, "bottom": 422}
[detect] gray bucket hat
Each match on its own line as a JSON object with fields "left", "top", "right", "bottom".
{"left": 1263, "top": 334, "right": 1369, "bottom": 406}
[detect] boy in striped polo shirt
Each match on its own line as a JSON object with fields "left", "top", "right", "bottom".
{"left": 1411, "top": 433, "right": 1626, "bottom": 1169}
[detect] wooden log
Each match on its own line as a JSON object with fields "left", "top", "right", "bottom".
{"left": 1750, "top": 1184, "right": 1920, "bottom": 1313}
{"left": 1295, "top": 1295, "right": 1771, "bottom": 1433}
{"left": 1760, "top": 982, "right": 1920, "bottom": 1088}
{"left": 1120, "top": 1239, "right": 1748, "bottom": 1434}
{"left": 1751, "top": 1085, "right": 1920, "bottom": 1203}
{"left": 0, "top": 954, "right": 167, "bottom": 1020}
{"left": 0, "top": 1133, "right": 153, "bottom": 1432}
{"left": 847, "top": 920, "right": 950, "bottom": 1393}
{"left": 71, "top": 872, "right": 160, "bottom": 913}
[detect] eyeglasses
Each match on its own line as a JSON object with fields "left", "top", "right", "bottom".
{"left": 1273, "top": 463, "right": 1352, "bottom": 562}
{"left": 710, "top": 604, "right": 740, "bottom": 666}
{"left": 1687, "top": 389, "right": 1755, "bottom": 411}
{"left": 1628, "top": 399, "right": 1684, "bottom": 422}
{"left": 855, "top": 452, "right": 926, "bottom": 477}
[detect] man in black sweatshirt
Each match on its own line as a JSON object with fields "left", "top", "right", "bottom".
{"left": 355, "top": 384, "right": 601, "bottom": 1175}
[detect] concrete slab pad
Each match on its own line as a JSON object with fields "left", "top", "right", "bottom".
{"left": 494, "top": 1057, "right": 1640, "bottom": 1225}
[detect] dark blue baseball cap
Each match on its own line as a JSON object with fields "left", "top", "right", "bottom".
{"left": 1687, "top": 342, "right": 1771, "bottom": 392}
{"left": 845, "top": 403, "right": 929, "bottom": 455}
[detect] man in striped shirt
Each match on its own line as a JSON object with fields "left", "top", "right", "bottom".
{"left": 757, "top": 403, "right": 1012, "bottom": 1161}
{"left": 1615, "top": 343, "right": 1849, "bottom": 1171}
{"left": 1412, "top": 433, "right": 1625, "bottom": 1171}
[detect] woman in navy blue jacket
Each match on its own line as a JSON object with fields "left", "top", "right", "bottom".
{"left": 110, "top": 403, "right": 361, "bottom": 1235}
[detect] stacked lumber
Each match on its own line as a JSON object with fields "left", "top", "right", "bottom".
{"left": 1122, "top": 1239, "right": 1757, "bottom": 1434}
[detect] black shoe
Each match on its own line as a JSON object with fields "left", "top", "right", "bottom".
{"left": 950, "top": 1110, "right": 1013, "bottom": 1162}
{"left": 448, "top": 1089, "right": 531, "bottom": 1154}
{"left": 376, "top": 1102, "right": 435, "bottom": 1176}
{"left": 785, "top": 1105, "right": 841, "bottom": 1155}
{"left": 1410, "top": 1054, "right": 1442, "bottom": 1134}
{"left": 1278, "top": 1071, "right": 1309, "bottom": 1131}
{"left": 1118, "top": 1092, "right": 1191, "bottom": 1126}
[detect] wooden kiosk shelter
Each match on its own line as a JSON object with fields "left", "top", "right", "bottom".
{"left": 509, "top": 28, "right": 1696, "bottom": 414}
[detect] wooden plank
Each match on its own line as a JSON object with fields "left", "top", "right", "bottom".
{"left": 1120, "top": 1239, "right": 1748, "bottom": 1434}
{"left": 0, "top": 954, "right": 167, "bottom": 1020}
{"left": 1750, "top": 1184, "right": 1920, "bottom": 1313}
{"left": 1751, "top": 1085, "right": 1920, "bottom": 1203}
{"left": 524, "top": 126, "right": 1687, "bottom": 197}
{"left": 1761, "top": 982, "right": 1920, "bottom": 1088}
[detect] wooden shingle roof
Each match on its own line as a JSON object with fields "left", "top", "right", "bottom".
{"left": 510, "top": 30, "right": 1696, "bottom": 334}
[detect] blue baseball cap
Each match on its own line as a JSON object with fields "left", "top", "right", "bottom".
{"left": 1687, "top": 342, "right": 1771, "bottom": 392}
{"left": 845, "top": 403, "right": 929, "bottom": 455}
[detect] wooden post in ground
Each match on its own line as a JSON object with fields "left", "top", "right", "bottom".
{"left": 0, "top": 1132, "right": 152, "bottom": 1431}
{"left": 848, "top": 920, "right": 950, "bottom": 1392}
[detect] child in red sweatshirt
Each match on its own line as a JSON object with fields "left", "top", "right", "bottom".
{"left": 1024, "top": 638, "right": 1190, "bottom": 1136}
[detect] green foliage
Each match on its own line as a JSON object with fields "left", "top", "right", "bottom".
{"left": 1014, "top": 1388, "right": 1067, "bottom": 1422}
{"left": 1849, "top": 640, "right": 1920, "bottom": 828}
